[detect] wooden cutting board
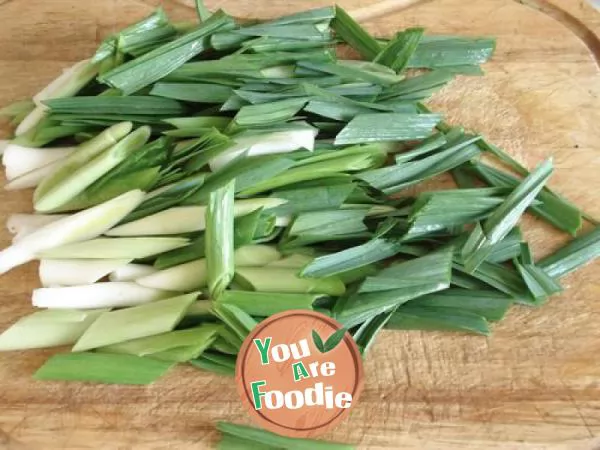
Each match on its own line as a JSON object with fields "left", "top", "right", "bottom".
{"left": 1, "top": 0, "right": 600, "bottom": 448}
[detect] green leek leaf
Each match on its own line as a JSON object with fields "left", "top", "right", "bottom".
{"left": 0, "top": 309, "right": 106, "bottom": 351}
{"left": 337, "top": 248, "right": 453, "bottom": 328}
{"left": 206, "top": 180, "right": 235, "bottom": 298}
{"left": 44, "top": 96, "right": 186, "bottom": 116}
{"left": 407, "top": 288, "right": 512, "bottom": 321}
{"left": 335, "top": 113, "right": 440, "bottom": 145}
{"left": 216, "top": 290, "right": 319, "bottom": 316}
{"left": 235, "top": 267, "right": 345, "bottom": 296}
{"left": 472, "top": 161, "right": 582, "bottom": 235}
{"left": 332, "top": 6, "right": 380, "bottom": 60}
{"left": 408, "top": 36, "right": 496, "bottom": 69}
{"left": 72, "top": 293, "right": 197, "bottom": 351}
{"left": 151, "top": 83, "right": 233, "bottom": 103}
{"left": 461, "top": 159, "right": 553, "bottom": 272}
{"left": 539, "top": 226, "right": 600, "bottom": 278}
{"left": 99, "top": 323, "right": 220, "bottom": 362}
{"left": 34, "top": 352, "right": 174, "bottom": 385}
{"left": 190, "top": 352, "right": 236, "bottom": 376}
{"left": 374, "top": 28, "right": 424, "bottom": 73}
{"left": 301, "top": 238, "right": 402, "bottom": 278}
{"left": 99, "top": 11, "right": 235, "bottom": 94}
{"left": 387, "top": 306, "right": 490, "bottom": 335}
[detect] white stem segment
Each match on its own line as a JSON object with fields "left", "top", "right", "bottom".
{"left": 0, "top": 309, "right": 106, "bottom": 351}
{"left": 2, "top": 145, "right": 75, "bottom": 181}
{"left": 0, "top": 190, "right": 144, "bottom": 274}
{"left": 39, "top": 259, "right": 132, "bottom": 287}
{"left": 267, "top": 253, "right": 313, "bottom": 269}
{"left": 16, "top": 59, "right": 99, "bottom": 136}
{"left": 32, "top": 60, "right": 97, "bottom": 106}
{"left": 109, "top": 264, "right": 158, "bottom": 282}
{"left": 233, "top": 245, "right": 281, "bottom": 266}
{"left": 34, "top": 126, "right": 151, "bottom": 212}
{"left": 13, "top": 106, "right": 47, "bottom": 138}
{"left": 135, "top": 248, "right": 281, "bottom": 293}
{"left": 7, "top": 213, "right": 68, "bottom": 242}
{"left": 4, "top": 158, "right": 66, "bottom": 191}
{"left": 34, "top": 121, "right": 133, "bottom": 204}
{"left": 136, "top": 260, "right": 208, "bottom": 292}
{"left": 71, "top": 293, "right": 197, "bottom": 351}
{"left": 32, "top": 282, "right": 176, "bottom": 309}
{"left": 209, "top": 127, "right": 318, "bottom": 172}
{"left": 39, "top": 237, "right": 189, "bottom": 259}
{"left": 105, "top": 198, "right": 286, "bottom": 236}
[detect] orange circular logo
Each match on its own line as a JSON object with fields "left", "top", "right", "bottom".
{"left": 235, "top": 310, "right": 364, "bottom": 438}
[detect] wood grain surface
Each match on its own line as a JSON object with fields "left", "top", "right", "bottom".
{"left": 1, "top": 0, "right": 600, "bottom": 448}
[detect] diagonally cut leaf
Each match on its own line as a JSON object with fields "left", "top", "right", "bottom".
{"left": 374, "top": 28, "right": 424, "bottom": 73}
{"left": 206, "top": 180, "right": 235, "bottom": 298}
{"left": 539, "top": 226, "right": 600, "bottom": 278}
{"left": 99, "top": 11, "right": 235, "bottom": 94}
{"left": 461, "top": 159, "right": 553, "bottom": 272}
{"left": 34, "top": 352, "right": 174, "bottom": 385}
{"left": 334, "top": 113, "right": 441, "bottom": 145}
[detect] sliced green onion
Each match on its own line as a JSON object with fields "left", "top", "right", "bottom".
{"left": 34, "top": 122, "right": 133, "bottom": 203}
{"left": 136, "top": 260, "right": 208, "bottom": 292}
{"left": 109, "top": 263, "right": 157, "bottom": 282}
{"left": 387, "top": 306, "right": 490, "bottom": 335}
{"left": 39, "top": 237, "right": 188, "bottom": 259}
{"left": 408, "top": 288, "right": 512, "bottom": 322}
{"left": 539, "top": 226, "right": 600, "bottom": 278}
{"left": 461, "top": 159, "right": 553, "bottom": 272}
{"left": 4, "top": 158, "right": 68, "bottom": 191}
{"left": 151, "top": 83, "right": 233, "bottom": 103}
{"left": 216, "top": 290, "right": 318, "bottom": 316}
{"left": 472, "top": 161, "right": 583, "bottom": 235}
{"left": 234, "top": 245, "right": 281, "bottom": 266}
{"left": 99, "top": 11, "right": 236, "bottom": 94}
{"left": 34, "top": 352, "right": 174, "bottom": 385}
{"left": 190, "top": 352, "right": 235, "bottom": 376}
{"left": 98, "top": 323, "right": 220, "bottom": 362}
{"left": 2, "top": 144, "right": 74, "bottom": 181}
{"left": 33, "top": 282, "right": 176, "bottom": 310}
{"left": 72, "top": 292, "right": 197, "bottom": 350}
{"left": 212, "top": 303, "right": 258, "bottom": 345}
{"left": 39, "top": 258, "right": 131, "bottom": 286}
{"left": 206, "top": 180, "right": 235, "bottom": 298}
{"left": 35, "top": 127, "right": 151, "bottom": 212}
{"left": 235, "top": 267, "right": 345, "bottom": 296}
{"left": 16, "top": 59, "right": 99, "bottom": 136}
{"left": 407, "top": 36, "right": 496, "bottom": 69}
{"left": 338, "top": 248, "right": 453, "bottom": 328}
{"left": 0, "top": 309, "right": 106, "bottom": 351}
{"left": 107, "top": 199, "right": 283, "bottom": 236}
{"left": 301, "top": 238, "right": 402, "bottom": 278}
{"left": 45, "top": 96, "right": 186, "bottom": 116}
{"left": 334, "top": 113, "right": 441, "bottom": 145}
{"left": 332, "top": 6, "right": 380, "bottom": 59}
{"left": 0, "top": 190, "right": 144, "bottom": 274}
{"left": 7, "top": 213, "right": 68, "bottom": 242}
{"left": 374, "top": 28, "right": 424, "bottom": 73}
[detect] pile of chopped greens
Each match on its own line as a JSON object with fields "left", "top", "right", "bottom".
{"left": 0, "top": 5, "right": 599, "bottom": 447}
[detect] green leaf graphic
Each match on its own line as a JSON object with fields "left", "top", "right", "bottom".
{"left": 312, "top": 328, "right": 347, "bottom": 353}
{"left": 312, "top": 329, "right": 325, "bottom": 353}
{"left": 323, "top": 328, "right": 347, "bottom": 352}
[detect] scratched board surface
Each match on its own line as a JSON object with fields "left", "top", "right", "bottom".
{"left": 0, "top": 0, "right": 600, "bottom": 448}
